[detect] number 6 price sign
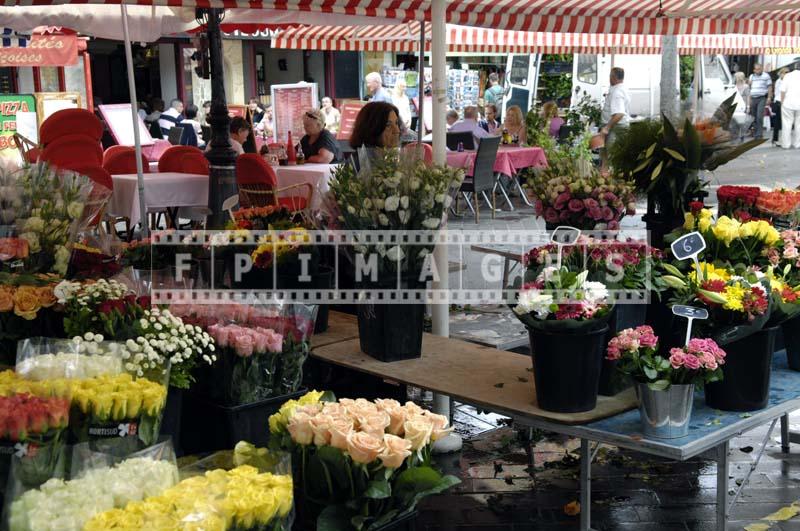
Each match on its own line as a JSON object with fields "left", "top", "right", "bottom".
{"left": 670, "top": 231, "right": 706, "bottom": 281}
{"left": 672, "top": 305, "right": 709, "bottom": 346}
{"left": 550, "top": 226, "right": 582, "bottom": 270}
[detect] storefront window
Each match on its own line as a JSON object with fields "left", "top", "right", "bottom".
{"left": 509, "top": 55, "right": 529, "bottom": 86}
{"left": 576, "top": 54, "right": 598, "bottom": 84}
{"left": 39, "top": 67, "right": 60, "bottom": 92}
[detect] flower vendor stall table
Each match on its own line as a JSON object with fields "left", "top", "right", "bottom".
{"left": 446, "top": 146, "right": 547, "bottom": 178}
{"left": 309, "top": 311, "right": 360, "bottom": 349}
{"left": 107, "top": 172, "right": 208, "bottom": 228}
{"left": 311, "top": 322, "right": 799, "bottom": 531}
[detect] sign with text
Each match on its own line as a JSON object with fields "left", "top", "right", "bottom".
{"left": 336, "top": 101, "right": 366, "bottom": 140}
{"left": 671, "top": 232, "right": 706, "bottom": 261}
{"left": 672, "top": 305, "right": 708, "bottom": 320}
{"left": 270, "top": 82, "right": 317, "bottom": 144}
{"left": 98, "top": 103, "right": 154, "bottom": 147}
{"left": 0, "top": 34, "right": 78, "bottom": 68}
{"left": 0, "top": 94, "right": 35, "bottom": 162}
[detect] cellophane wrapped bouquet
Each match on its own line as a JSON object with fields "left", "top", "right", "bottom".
{"left": 269, "top": 391, "right": 460, "bottom": 531}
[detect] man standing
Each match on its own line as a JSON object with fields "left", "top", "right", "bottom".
{"left": 484, "top": 73, "right": 508, "bottom": 108}
{"left": 159, "top": 98, "right": 184, "bottom": 136}
{"left": 365, "top": 72, "right": 393, "bottom": 103}
{"left": 600, "top": 67, "right": 630, "bottom": 150}
{"left": 748, "top": 63, "right": 773, "bottom": 139}
{"left": 781, "top": 63, "right": 800, "bottom": 149}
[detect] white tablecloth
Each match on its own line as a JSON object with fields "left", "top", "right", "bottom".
{"left": 108, "top": 172, "right": 208, "bottom": 227}
{"left": 274, "top": 163, "right": 338, "bottom": 211}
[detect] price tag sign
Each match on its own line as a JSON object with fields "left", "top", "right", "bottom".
{"left": 670, "top": 232, "right": 706, "bottom": 280}
{"left": 550, "top": 226, "right": 581, "bottom": 270}
{"left": 672, "top": 305, "right": 708, "bottom": 346}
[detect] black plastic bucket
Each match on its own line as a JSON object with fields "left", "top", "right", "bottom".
{"left": 705, "top": 326, "right": 778, "bottom": 412}
{"left": 529, "top": 325, "right": 608, "bottom": 413}
{"left": 782, "top": 318, "right": 800, "bottom": 371}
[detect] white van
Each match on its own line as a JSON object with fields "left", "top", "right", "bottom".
{"left": 571, "top": 53, "right": 747, "bottom": 122}
{"left": 500, "top": 54, "right": 541, "bottom": 116}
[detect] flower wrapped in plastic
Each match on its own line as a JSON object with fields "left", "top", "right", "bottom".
{"left": 269, "top": 390, "right": 459, "bottom": 531}
{"left": 8, "top": 441, "right": 178, "bottom": 531}
{"left": 0, "top": 272, "right": 62, "bottom": 364}
{"left": 509, "top": 266, "right": 613, "bottom": 333}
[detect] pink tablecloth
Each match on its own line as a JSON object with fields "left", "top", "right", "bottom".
{"left": 108, "top": 172, "right": 208, "bottom": 228}
{"left": 446, "top": 146, "right": 547, "bottom": 177}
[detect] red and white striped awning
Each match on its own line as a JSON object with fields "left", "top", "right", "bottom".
{"left": 3, "top": 1, "right": 800, "bottom": 37}
{"left": 272, "top": 23, "right": 800, "bottom": 55}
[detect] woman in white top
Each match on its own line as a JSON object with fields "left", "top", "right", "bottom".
{"left": 320, "top": 97, "right": 341, "bottom": 134}
{"left": 392, "top": 79, "right": 413, "bottom": 130}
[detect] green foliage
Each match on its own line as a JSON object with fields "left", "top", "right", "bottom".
{"left": 539, "top": 54, "right": 573, "bottom": 102}
{"left": 679, "top": 56, "right": 695, "bottom": 101}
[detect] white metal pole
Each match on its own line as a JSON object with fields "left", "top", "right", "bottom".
{"left": 121, "top": 3, "right": 148, "bottom": 238}
{"left": 430, "top": 0, "right": 461, "bottom": 453}
{"left": 417, "top": 21, "right": 425, "bottom": 139}
{"left": 693, "top": 51, "right": 702, "bottom": 118}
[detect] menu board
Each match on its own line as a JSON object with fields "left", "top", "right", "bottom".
{"left": 336, "top": 101, "right": 366, "bottom": 140}
{"left": 228, "top": 104, "right": 246, "bottom": 118}
{"left": 0, "top": 94, "right": 36, "bottom": 164}
{"left": 98, "top": 103, "right": 154, "bottom": 147}
{"left": 270, "top": 82, "right": 318, "bottom": 143}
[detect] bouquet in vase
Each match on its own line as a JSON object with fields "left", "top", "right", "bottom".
{"left": 269, "top": 391, "right": 460, "bottom": 531}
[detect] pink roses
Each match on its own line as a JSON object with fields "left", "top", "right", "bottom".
{"left": 606, "top": 325, "right": 658, "bottom": 361}
{"left": 668, "top": 338, "right": 726, "bottom": 373}
{"left": 207, "top": 323, "right": 284, "bottom": 357}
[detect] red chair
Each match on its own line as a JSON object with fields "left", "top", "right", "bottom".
{"left": 41, "top": 134, "right": 103, "bottom": 171}
{"left": 180, "top": 152, "right": 209, "bottom": 175}
{"left": 102, "top": 148, "right": 150, "bottom": 175}
{"left": 158, "top": 145, "right": 203, "bottom": 173}
{"left": 103, "top": 145, "right": 131, "bottom": 166}
{"left": 39, "top": 109, "right": 103, "bottom": 145}
{"left": 403, "top": 142, "right": 434, "bottom": 166}
{"left": 236, "top": 153, "right": 312, "bottom": 213}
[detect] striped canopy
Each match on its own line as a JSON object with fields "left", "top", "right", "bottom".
{"left": 272, "top": 23, "right": 800, "bottom": 55}
{"left": 3, "top": 1, "right": 800, "bottom": 36}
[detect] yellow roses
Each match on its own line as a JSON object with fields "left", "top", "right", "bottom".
{"left": 71, "top": 373, "right": 167, "bottom": 421}
{"left": 84, "top": 465, "right": 293, "bottom": 531}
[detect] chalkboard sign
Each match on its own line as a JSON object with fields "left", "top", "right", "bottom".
{"left": 672, "top": 305, "right": 708, "bottom": 320}
{"left": 98, "top": 104, "right": 154, "bottom": 147}
{"left": 270, "top": 82, "right": 318, "bottom": 144}
{"left": 551, "top": 226, "right": 581, "bottom": 246}
{"left": 671, "top": 232, "right": 706, "bottom": 261}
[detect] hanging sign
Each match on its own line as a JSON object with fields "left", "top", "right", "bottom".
{"left": 270, "top": 82, "right": 318, "bottom": 144}
{"left": 0, "top": 94, "right": 35, "bottom": 161}
{"left": 0, "top": 34, "right": 78, "bottom": 68}
{"left": 336, "top": 101, "right": 366, "bottom": 140}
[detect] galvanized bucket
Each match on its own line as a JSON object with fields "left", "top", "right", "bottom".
{"left": 635, "top": 383, "right": 694, "bottom": 439}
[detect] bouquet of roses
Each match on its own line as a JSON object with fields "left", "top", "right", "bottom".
{"left": 8, "top": 455, "right": 178, "bottom": 531}
{"left": 206, "top": 323, "right": 285, "bottom": 405}
{"left": 15, "top": 336, "right": 125, "bottom": 380}
{"left": 0, "top": 237, "right": 29, "bottom": 270}
{"left": 327, "top": 149, "right": 463, "bottom": 275}
{"left": 716, "top": 185, "right": 761, "bottom": 220}
{"left": 251, "top": 226, "right": 314, "bottom": 271}
{"left": 58, "top": 278, "right": 145, "bottom": 340}
{"left": 0, "top": 272, "right": 62, "bottom": 365}
{"left": 228, "top": 205, "right": 293, "bottom": 231}
{"left": 0, "top": 370, "right": 72, "bottom": 399}
{"left": 269, "top": 391, "right": 459, "bottom": 531}
{"left": 529, "top": 157, "right": 635, "bottom": 230}
{"left": 524, "top": 237, "right": 664, "bottom": 293}
{"left": 756, "top": 187, "right": 800, "bottom": 218}
{"left": 66, "top": 242, "right": 121, "bottom": 280}
{"left": 85, "top": 464, "right": 293, "bottom": 531}
{"left": 119, "top": 236, "right": 172, "bottom": 270}
{"left": 511, "top": 266, "right": 613, "bottom": 332}
{"left": 606, "top": 326, "right": 725, "bottom": 390}
{"left": 662, "top": 262, "right": 771, "bottom": 344}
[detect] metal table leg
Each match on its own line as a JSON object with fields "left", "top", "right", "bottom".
{"left": 716, "top": 440, "right": 730, "bottom": 531}
{"left": 580, "top": 438, "right": 597, "bottom": 531}
{"left": 782, "top": 414, "right": 791, "bottom": 453}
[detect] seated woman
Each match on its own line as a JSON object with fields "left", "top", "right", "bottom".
{"left": 503, "top": 105, "right": 527, "bottom": 145}
{"left": 350, "top": 101, "right": 401, "bottom": 150}
{"left": 206, "top": 116, "right": 250, "bottom": 156}
{"left": 300, "top": 109, "right": 343, "bottom": 163}
{"left": 541, "top": 101, "right": 565, "bottom": 139}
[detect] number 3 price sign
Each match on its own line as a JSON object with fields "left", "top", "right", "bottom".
{"left": 550, "top": 226, "right": 582, "bottom": 270}
{"left": 672, "top": 305, "right": 709, "bottom": 346}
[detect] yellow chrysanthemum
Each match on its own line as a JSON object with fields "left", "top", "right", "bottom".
{"left": 722, "top": 283, "right": 746, "bottom": 311}
{"left": 688, "top": 262, "right": 732, "bottom": 284}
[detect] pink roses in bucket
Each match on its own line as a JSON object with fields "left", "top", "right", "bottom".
{"left": 207, "top": 324, "right": 283, "bottom": 357}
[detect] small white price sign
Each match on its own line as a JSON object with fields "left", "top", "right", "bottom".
{"left": 671, "top": 232, "right": 706, "bottom": 281}
{"left": 550, "top": 226, "right": 581, "bottom": 270}
{"left": 672, "top": 305, "right": 708, "bottom": 346}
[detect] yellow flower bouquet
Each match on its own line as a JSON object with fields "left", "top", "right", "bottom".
{"left": 269, "top": 391, "right": 460, "bottom": 531}
{"left": 84, "top": 464, "right": 293, "bottom": 531}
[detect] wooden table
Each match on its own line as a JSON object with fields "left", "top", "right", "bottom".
{"left": 312, "top": 331, "right": 636, "bottom": 425}
{"left": 310, "top": 311, "right": 359, "bottom": 349}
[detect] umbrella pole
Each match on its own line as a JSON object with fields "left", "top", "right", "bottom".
{"left": 121, "top": 3, "right": 148, "bottom": 239}
{"left": 417, "top": 21, "right": 425, "bottom": 141}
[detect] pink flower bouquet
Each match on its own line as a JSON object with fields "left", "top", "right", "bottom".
{"left": 607, "top": 326, "right": 726, "bottom": 390}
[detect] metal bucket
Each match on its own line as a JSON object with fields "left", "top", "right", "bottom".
{"left": 635, "top": 383, "right": 694, "bottom": 439}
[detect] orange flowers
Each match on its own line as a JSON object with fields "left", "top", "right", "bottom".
{"left": 0, "top": 238, "right": 29, "bottom": 261}
{"left": 0, "top": 283, "right": 57, "bottom": 320}
{"left": 756, "top": 189, "right": 800, "bottom": 217}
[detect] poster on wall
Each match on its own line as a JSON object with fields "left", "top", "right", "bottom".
{"left": 270, "top": 82, "right": 318, "bottom": 143}
{"left": 0, "top": 94, "right": 36, "bottom": 165}
{"left": 336, "top": 101, "right": 366, "bottom": 140}
{"left": 98, "top": 104, "right": 154, "bottom": 147}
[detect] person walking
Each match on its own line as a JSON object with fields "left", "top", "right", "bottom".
{"left": 748, "top": 63, "right": 773, "bottom": 139}
{"left": 600, "top": 67, "right": 630, "bottom": 167}
{"left": 733, "top": 72, "right": 751, "bottom": 142}
{"left": 781, "top": 63, "right": 800, "bottom": 149}
{"left": 392, "top": 79, "right": 413, "bottom": 130}
{"left": 484, "top": 72, "right": 508, "bottom": 107}
{"left": 772, "top": 67, "right": 789, "bottom": 146}
{"left": 365, "top": 72, "right": 393, "bottom": 103}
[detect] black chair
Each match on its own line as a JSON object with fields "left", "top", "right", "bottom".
{"left": 167, "top": 126, "right": 184, "bottom": 145}
{"left": 148, "top": 120, "right": 163, "bottom": 140}
{"left": 457, "top": 135, "right": 500, "bottom": 223}
{"left": 446, "top": 131, "right": 475, "bottom": 151}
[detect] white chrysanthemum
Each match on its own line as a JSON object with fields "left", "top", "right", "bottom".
{"left": 513, "top": 290, "right": 554, "bottom": 319}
